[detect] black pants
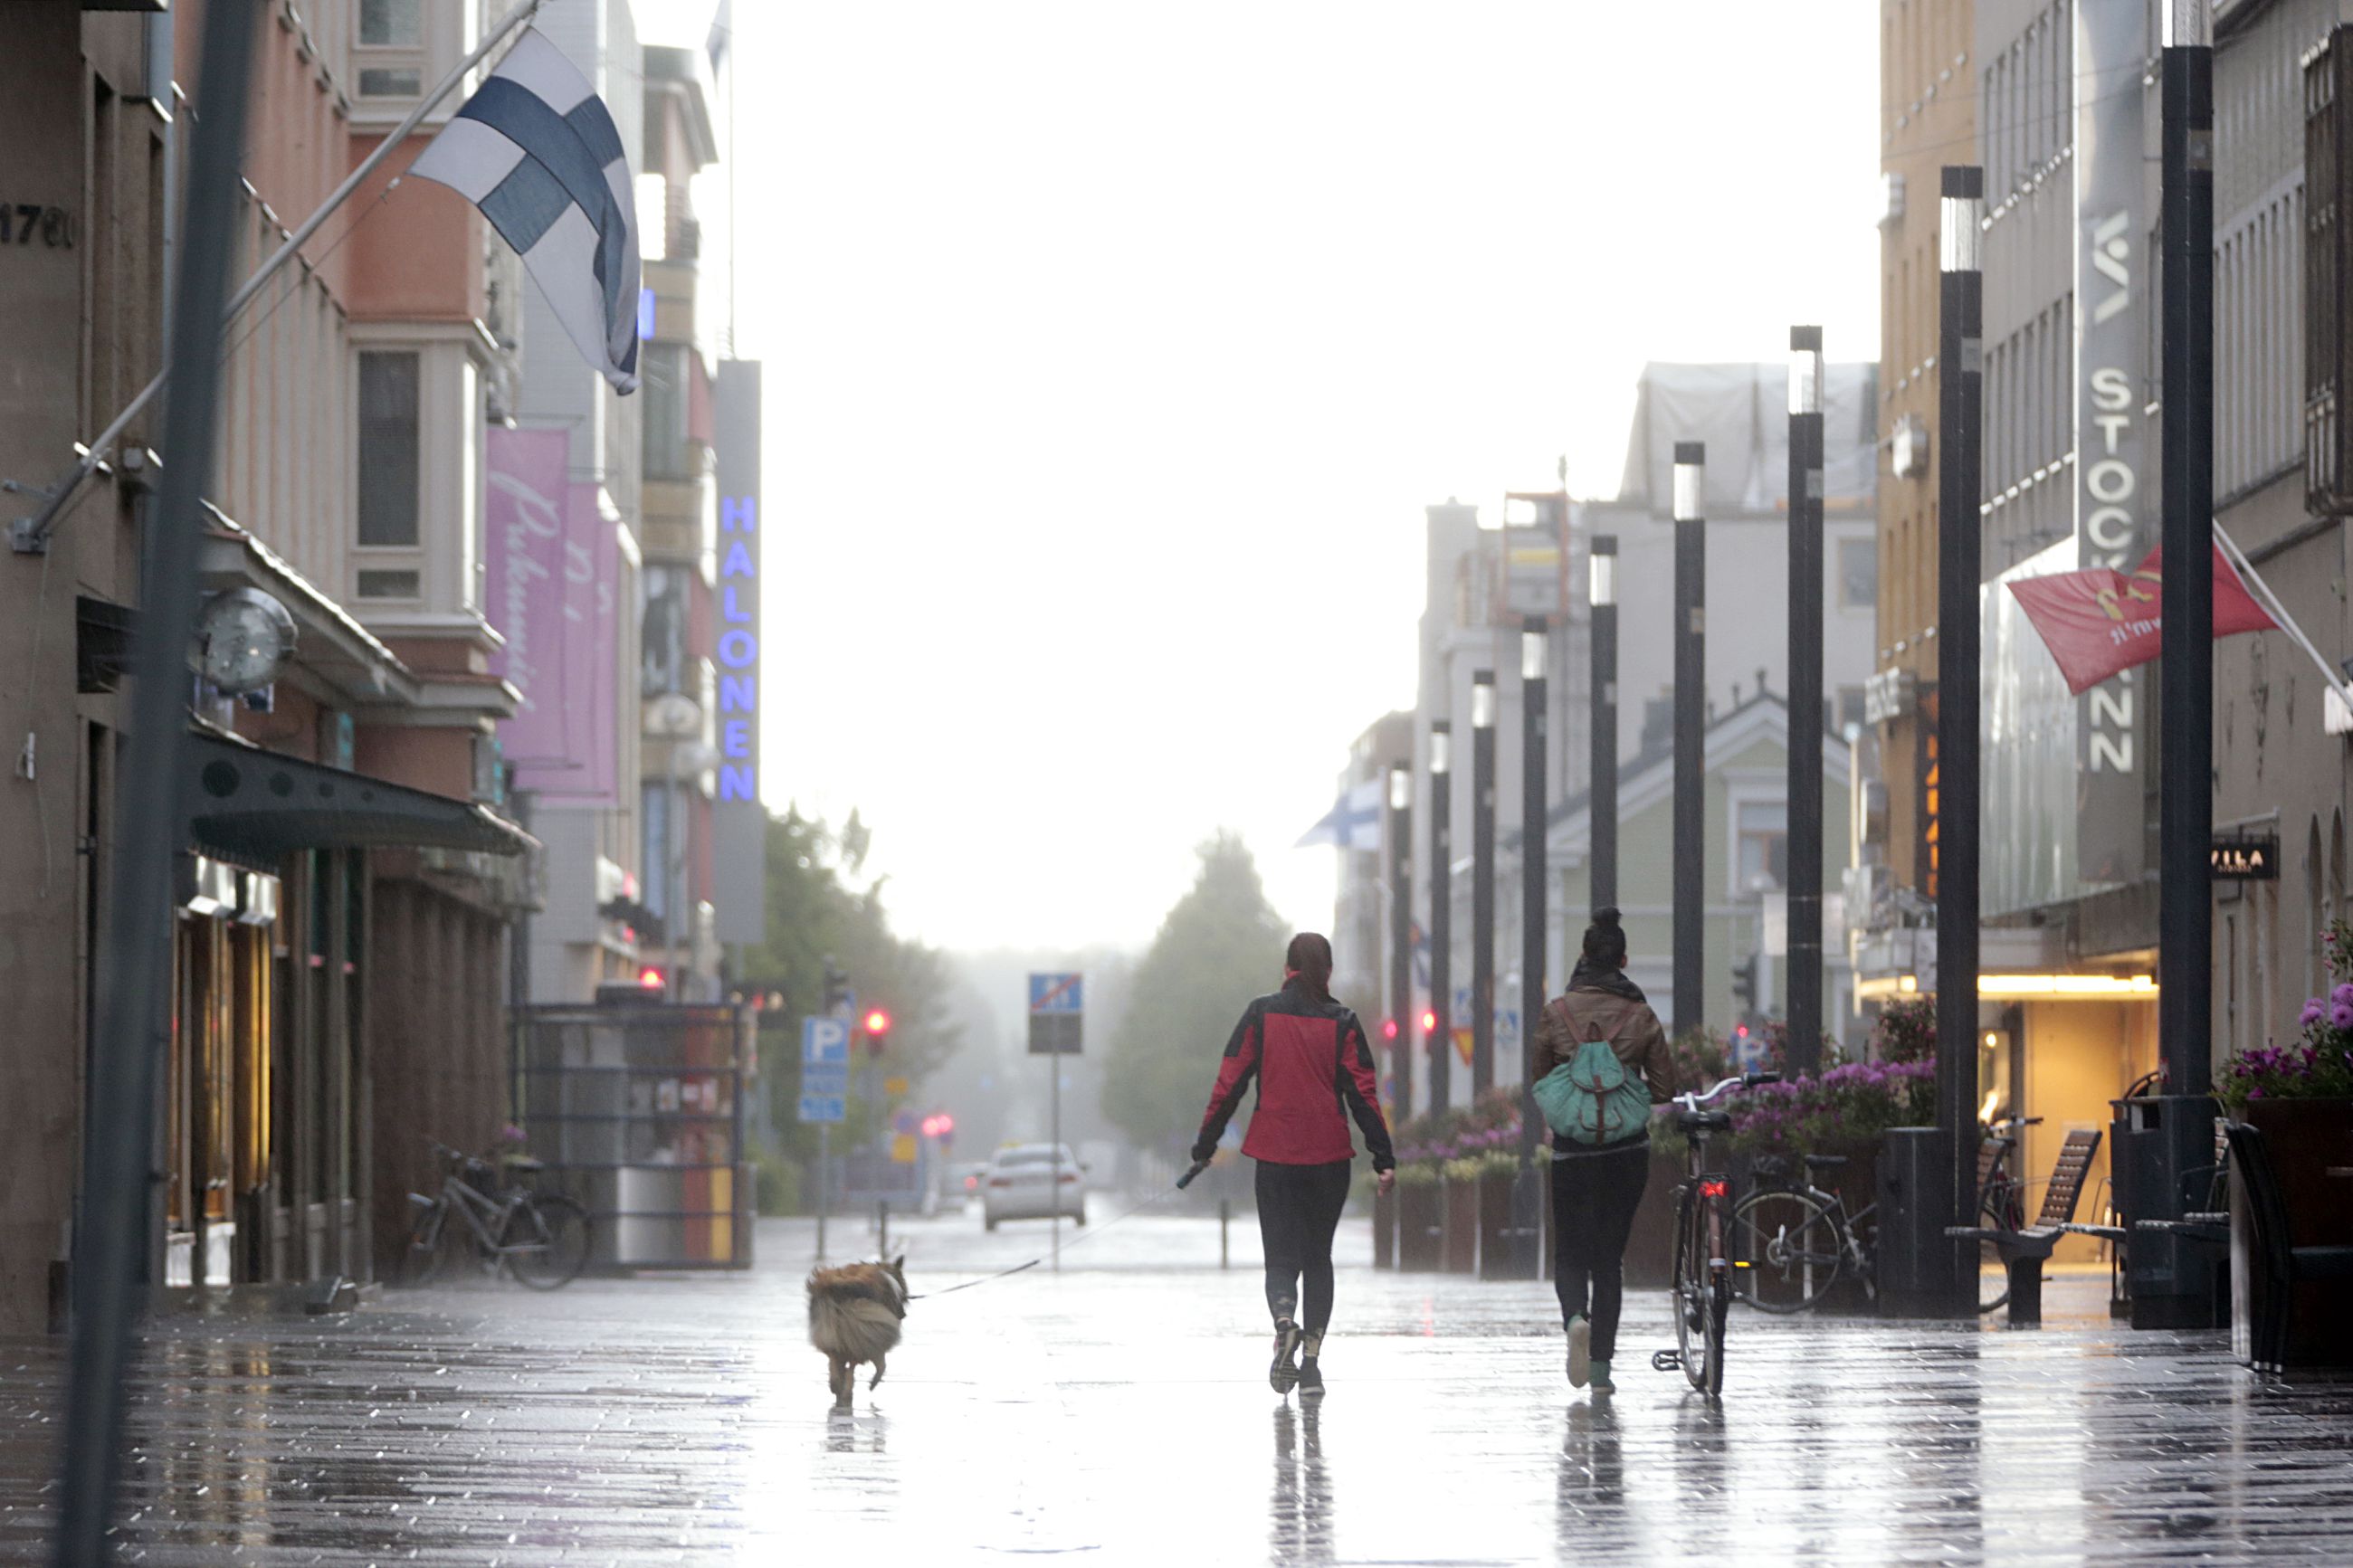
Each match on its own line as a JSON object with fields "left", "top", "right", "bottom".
{"left": 1549, "top": 1141, "right": 1651, "bottom": 1363}
{"left": 1256, "top": 1159, "right": 1352, "bottom": 1340}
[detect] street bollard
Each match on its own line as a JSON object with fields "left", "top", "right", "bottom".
{"left": 877, "top": 1200, "right": 889, "bottom": 1258}
{"left": 1220, "top": 1199, "right": 1230, "bottom": 1270}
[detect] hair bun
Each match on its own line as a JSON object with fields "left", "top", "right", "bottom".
{"left": 1591, "top": 906, "right": 1622, "bottom": 928}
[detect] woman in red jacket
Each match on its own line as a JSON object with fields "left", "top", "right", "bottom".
{"left": 1192, "top": 933, "right": 1396, "bottom": 1397}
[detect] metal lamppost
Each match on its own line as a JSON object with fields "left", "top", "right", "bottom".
{"left": 1427, "top": 722, "right": 1453, "bottom": 1117}
{"left": 1672, "top": 443, "right": 1707, "bottom": 1035}
{"left": 1588, "top": 537, "right": 1618, "bottom": 910}
{"left": 1509, "top": 623, "right": 1549, "bottom": 1278}
{"left": 1387, "top": 763, "right": 1414, "bottom": 1123}
{"left": 1471, "top": 671, "right": 1498, "bottom": 1098}
{"left": 1786, "top": 328, "right": 1826, "bottom": 1077}
{"left": 1932, "top": 165, "right": 1986, "bottom": 1316}
{"left": 2142, "top": 0, "right": 2220, "bottom": 1328}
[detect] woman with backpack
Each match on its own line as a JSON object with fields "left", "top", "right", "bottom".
{"left": 1530, "top": 908, "right": 1677, "bottom": 1392}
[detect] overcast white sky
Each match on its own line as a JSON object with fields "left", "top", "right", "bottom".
{"left": 643, "top": 2, "right": 1883, "bottom": 955}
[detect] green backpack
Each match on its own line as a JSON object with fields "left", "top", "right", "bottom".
{"left": 1533, "top": 1020, "right": 1650, "bottom": 1146}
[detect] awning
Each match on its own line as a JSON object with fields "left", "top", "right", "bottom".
{"left": 186, "top": 732, "right": 532, "bottom": 861}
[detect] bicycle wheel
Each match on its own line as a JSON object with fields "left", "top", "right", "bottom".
{"left": 1976, "top": 1187, "right": 2022, "bottom": 1314}
{"left": 1700, "top": 1265, "right": 1729, "bottom": 1397}
{"left": 400, "top": 1201, "right": 455, "bottom": 1287}
{"left": 1731, "top": 1188, "right": 1845, "bottom": 1314}
{"left": 503, "top": 1193, "right": 592, "bottom": 1289}
{"left": 1672, "top": 1188, "right": 1719, "bottom": 1394}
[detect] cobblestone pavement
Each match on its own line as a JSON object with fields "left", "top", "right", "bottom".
{"left": 2, "top": 1204, "right": 2350, "bottom": 1564}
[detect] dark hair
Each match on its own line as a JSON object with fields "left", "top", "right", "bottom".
{"left": 1580, "top": 907, "right": 1627, "bottom": 971}
{"left": 1285, "top": 932, "right": 1334, "bottom": 1000}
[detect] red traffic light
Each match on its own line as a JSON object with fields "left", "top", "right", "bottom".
{"left": 1381, "top": 1017, "right": 1398, "bottom": 1041}
{"left": 1420, "top": 1009, "right": 1437, "bottom": 1034}
{"left": 921, "top": 1112, "right": 957, "bottom": 1140}
{"left": 637, "top": 965, "right": 664, "bottom": 990}
{"left": 862, "top": 1006, "right": 892, "bottom": 1038}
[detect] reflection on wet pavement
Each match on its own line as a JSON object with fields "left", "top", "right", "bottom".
{"left": 1, "top": 1211, "right": 2350, "bottom": 1563}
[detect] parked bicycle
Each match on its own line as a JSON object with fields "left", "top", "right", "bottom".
{"left": 403, "top": 1139, "right": 592, "bottom": 1289}
{"left": 1652, "top": 1073, "right": 1777, "bottom": 1396}
{"left": 1732, "top": 1115, "right": 2041, "bottom": 1314}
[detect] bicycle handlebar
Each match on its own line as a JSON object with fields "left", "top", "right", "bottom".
{"left": 1672, "top": 1073, "right": 1774, "bottom": 1115}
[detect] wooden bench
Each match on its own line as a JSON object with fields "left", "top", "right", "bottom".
{"left": 1946, "top": 1127, "right": 2103, "bottom": 1325}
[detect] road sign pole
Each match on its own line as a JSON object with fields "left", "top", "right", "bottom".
{"left": 816, "top": 1123, "right": 828, "bottom": 1260}
{"left": 1050, "top": 1050, "right": 1062, "bottom": 1273}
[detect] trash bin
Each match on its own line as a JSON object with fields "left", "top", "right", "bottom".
{"left": 2111, "top": 1093, "right": 2222, "bottom": 1330}
{"left": 1874, "top": 1126, "right": 1966, "bottom": 1317}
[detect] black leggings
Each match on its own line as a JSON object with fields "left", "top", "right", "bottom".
{"left": 1549, "top": 1142, "right": 1651, "bottom": 1363}
{"left": 1256, "top": 1159, "right": 1352, "bottom": 1340}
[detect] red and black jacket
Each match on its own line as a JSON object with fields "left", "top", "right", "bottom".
{"left": 1192, "top": 979, "right": 1395, "bottom": 1170}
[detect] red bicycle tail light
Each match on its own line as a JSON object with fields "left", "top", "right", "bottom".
{"left": 1700, "top": 1179, "right": 1729, "bottom": 1199}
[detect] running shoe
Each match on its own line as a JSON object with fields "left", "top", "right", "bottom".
{"left": 1297, "top": 1356, "right": 1324, "bottom": 1398}
{"left": 1567, "top": 1313, "right": 1591, "bottom": 1388}
{"left": 1269, "top": 1318, "right": 1301, "bottom": 1392}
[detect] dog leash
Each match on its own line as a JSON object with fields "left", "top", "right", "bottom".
{"left": 907, "top": 1164, "right": 1211, "bottom": 1300}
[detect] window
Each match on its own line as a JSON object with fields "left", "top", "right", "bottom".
{"left": 357, "top": 569, "right": 419, "bottom": 600}
{"left": 1839, "top": 537, "right": 1878, "bottom": 610}
{"left": 359, "top": 0, "right": 423, "bottom": 45}
{"left": 358, "top": 69, "right": 422, "bottom": 97}
{"left": 639, "top": 344, "right": 691, "bottom": 481}
{"left": 357, "top": 351, "right": 420, "bottom": 547}
{"left": 1736, "top": 800, "right": 1788, "bottom": 893}
{"left": 641, "top": 565, "right": 689, "bottom": 698}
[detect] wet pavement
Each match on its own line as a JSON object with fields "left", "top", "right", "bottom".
{"left": 2, "top": 1203, "right": 2351, "bottom": 1563}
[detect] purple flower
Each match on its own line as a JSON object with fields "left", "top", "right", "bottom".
{"left": 2302, "top": 999, "right": 2326, "bottom": 1028}
{"left": 2333, "top": 1001, "right": 2353, "bottom": 1032}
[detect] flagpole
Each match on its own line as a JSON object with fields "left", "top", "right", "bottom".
{"left": 2213, "top": 521, "right": 2353, "bottom": 711}
{"left": 10, "top": 0, "right": 545, "bottom": 555}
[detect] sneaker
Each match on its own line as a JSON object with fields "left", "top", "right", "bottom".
{"left": 1589, "top": 1358, "right": 1615, "bottom": 1393}
{"left": 1269, "top": 1318, "right": 1301, "bottom": 1393}
{"left": 1567, "top": 1314, "right": 1591, "bottom": 1388}
{"left": 1297, "top": 1355, "right": 1324, "bottom": 1398}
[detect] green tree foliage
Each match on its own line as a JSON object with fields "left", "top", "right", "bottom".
{"left": 730, "top": 808, "right": 961, "bottom": 1171}
{"left": 1100, "top": 832, "right": 1290, "bottom": 1154}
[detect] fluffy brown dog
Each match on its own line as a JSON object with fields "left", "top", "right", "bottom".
{"left": 807, "top": 1257, "right": 908, "bottom": 1408}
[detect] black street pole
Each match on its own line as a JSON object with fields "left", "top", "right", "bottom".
{"left": 1387, "top": 764, "right": 1414, "bottom": 1124}
{"left": 1427, "top": 723, "right": 1453, "bottom": 1117}
{"left": 2144, "top": 5, "right": 2219, "bottom": 1328}
{"left": 1672, "top": 444, "right": 1707, "bottom": 1036}
{"left": 1470, "top": 671, "right": 1497, "bottom": 1098}
{"left": 1588, "top": 537, "right": 1618, "bottom": 911}
{"left": 1511, "top": 621, "right": 1549, "bottom": 1278}
{"left": 1786, "top": 328, "right": 1826, "bottom": 1078}
{"left": 1934, "top": 165, "right": 1986, "bottom": 1317}
{"left": 56, "top": 3, "right": 260, "bottom": 1562}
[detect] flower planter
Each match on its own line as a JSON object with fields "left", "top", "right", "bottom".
{"left": 1620, "top": 1148, "right": 1684, "bottom": 1289}
{"left": 1443, "top": 1177, "right": 1481, "bottom": 1272}
{"left": 1477, "top": 1166, "right": 1543, "bottom": 1279}
{"left": 2234, "top": 1098, "right": 2353, "bottom": 1373}
{"left": 1372, "top": 1183, "right": 1396, "bottom": 1270}
{"left": 1396, "top": 1180, "right": 1444, "bottom": 1272}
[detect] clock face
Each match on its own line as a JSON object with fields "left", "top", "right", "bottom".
{"left": 201, "top": 593, "right": 293, "bottom": 693}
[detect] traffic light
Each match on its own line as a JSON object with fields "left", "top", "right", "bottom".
{"left": 1382, "top": 1016, "right": 1399, "bottom": 1042}
{"left": 823, "top": 961, "right": 851, "bottom": 1015}
{"left": 1420, "top": 1008, "right": 1437, "bottom": 1035}
{"left": 1731, "top": 955, "right": 1758, "bottom": 1014}
{"left": 860, "top": 1006, "right": 892, "bottom": 1056}
{"left": 638, "top": 965, "right": 665, "bottom": 991}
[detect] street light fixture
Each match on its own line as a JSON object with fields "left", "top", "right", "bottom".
{"left": 1670, "top": 442, "right": 1706, "bottom": 1033}
{"left": 1426, "top": 721, "right": 1453, "bottom": 1116}
{"left": 1589, "top": 535, "right": 1618, "bottom": 909}
{"left": 1387, "top": 761, "right": 1413, "bottom": 1121}
{"left": 1786, "top": 326, "right": 1827, "bottom": 1077}
{"left": 1470, "top": 670, "right": 1497, "bottom": 1096}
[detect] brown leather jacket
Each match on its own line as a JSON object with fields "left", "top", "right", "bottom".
{"left": 1530, "top": 978, "right": 1677, "bottom": 1105}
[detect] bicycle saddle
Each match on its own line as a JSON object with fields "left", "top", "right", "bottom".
{"left": 504, "top": 1155, "right": 546, "bottom": 1174}
{"left": 1802, "top": 1154, "right": 1848, "bottom": 1169}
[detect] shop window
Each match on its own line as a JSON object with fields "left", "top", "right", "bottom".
{"left": 357, "top": 350, "right": 420, "bottom": 546}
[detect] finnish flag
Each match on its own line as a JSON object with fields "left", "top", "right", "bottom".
{"left": 411, "top": 30, "right": 641, "bottom": 394}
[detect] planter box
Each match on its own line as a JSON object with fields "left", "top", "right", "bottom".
{"left": 1620, "top": 1149, "right": 1685, "bottom": 1289}
{"left": 1443, "top": 1178, "right": 1481, "bottom": 1272}
{"left": 1477, "top": 1166, "right": 1544, "bottom": 1279}
{"left": 2234, "top": 1098, "right": 2353, "bottom": 1373}
{"left": 1372, "top": 1184, "right": 1396, "bottom": 1270}
{"left": 1396, "top": 1181, "right": 1444, "bottom": 1272}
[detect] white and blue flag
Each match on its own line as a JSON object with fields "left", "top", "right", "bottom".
{"left": 410, "top": 30, "right": 641, "bottom": 394}
{"left": 1296, "top": 777, "right": 1384, "bottom": 851}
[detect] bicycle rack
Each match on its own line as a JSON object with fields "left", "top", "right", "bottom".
{"left": 1650, "top": 1348, "right": 1682, "bottom": 1373}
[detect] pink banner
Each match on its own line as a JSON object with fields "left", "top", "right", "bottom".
{"left": 2005, "top": 543, "right": 2278, "bottom": 696}
{"left": 485, "top": 428, "right": 617, "bottom": 805}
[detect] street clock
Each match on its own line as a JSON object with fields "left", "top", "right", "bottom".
{"left": 195, "top": 587, "right": 296, "bottom": 695}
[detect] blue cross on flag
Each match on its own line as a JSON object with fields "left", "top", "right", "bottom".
{"left": 1295, "top": 777, "right": 1383, "bottom": 851}
{"left": 410, "top": 30, "right": 641, "bottom": 393}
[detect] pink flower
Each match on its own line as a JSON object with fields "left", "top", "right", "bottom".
{"left": 2333, "top": 1000, "right": 2353, "bottom": 1033}
{"left": 2307, "top": 999, "right": 2330, "bottom": 1028}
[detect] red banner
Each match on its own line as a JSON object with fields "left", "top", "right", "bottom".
{"left": 2005, "top": 543, "right": 2277, "bottom": 695}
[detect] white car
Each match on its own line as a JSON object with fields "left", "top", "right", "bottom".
{"left": 982, "top": 1145, "right": 1087, "bottom": 1230}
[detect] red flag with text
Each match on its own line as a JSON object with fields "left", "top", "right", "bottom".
{"left": 2005, "top": 543, "right": 2277, "bottom": 695}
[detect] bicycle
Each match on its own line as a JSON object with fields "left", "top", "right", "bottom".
{"left": 1730, "top": 1116, "right": 2040, "bottom": 1315}
{"left": 1651, "top": 1073, "right": 1777, "bottom": 1396}
{"left": 402, "top": 1139, "right": 593, "bottom": 1289}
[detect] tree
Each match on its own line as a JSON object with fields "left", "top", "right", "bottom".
{"left": 1100, "top": 831, "right": 1290, "bottom": 1154}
